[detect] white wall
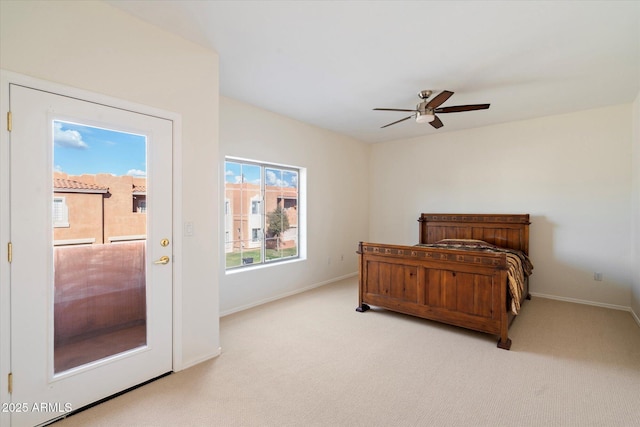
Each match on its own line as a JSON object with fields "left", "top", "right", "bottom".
{"left": 370, "top": 105, "right": 634, "bottom": 308}
{"left": 632, "top": 92, "right": 640, "bottom": 320}
{"left": 219, "top": 96, "right": 369, "bottom": 315}
{"left": 0, "top": 1, "right": 220, "bottom": 368}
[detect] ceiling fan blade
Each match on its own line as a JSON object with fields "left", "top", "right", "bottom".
{"left": 374, "top": 108, "right": 417, "bottom": 112}
{"left": 435, "top": 104, "right": 490, "bottom": 114}
{"left": 430, "top": 115, "right": 444, "bottom": 129}
{"left": 381, "top": 115, "right": 413, "bottom": 128}
{"left": 426, "top": 90, "right": 454, "bottom": 109}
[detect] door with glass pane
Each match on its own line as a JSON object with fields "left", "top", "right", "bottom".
{"left": 9, "top": 85, "right": 173, "bottom": 427}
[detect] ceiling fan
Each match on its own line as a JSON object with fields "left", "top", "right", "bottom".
{"left": 374, "top": 90, "right": 490, "bottom": 129}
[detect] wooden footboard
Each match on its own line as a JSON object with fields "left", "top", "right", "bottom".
{"left": 357, "top": 242, "right": 515, "bottom": 349}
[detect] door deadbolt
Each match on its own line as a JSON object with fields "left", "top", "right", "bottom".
{"left": 160, "top": 238, "right": 170, "bottom": 247}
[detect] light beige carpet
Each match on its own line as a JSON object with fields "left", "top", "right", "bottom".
{"left": 56, "top": 277, "right": 640, "bottom": 426}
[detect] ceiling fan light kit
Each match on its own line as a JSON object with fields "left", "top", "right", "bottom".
{"left": 374, "top": 90, "right": 490, "bottom": 130}
{"left": 415, "top": 111, "right": 435, "bottom": 123}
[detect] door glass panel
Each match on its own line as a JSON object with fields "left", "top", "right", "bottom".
{"left": 53, "top": 120, "right": 147, "bottom": 374}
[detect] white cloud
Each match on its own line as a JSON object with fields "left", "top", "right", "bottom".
{"left": 266, "top": 170, "right": 277, "bottom": 185}
{"left": 266, "top": 170, "right": 296, "bottom": 187}
{"left": 54, "top": 122, "right": 88, "bottom": 149}
{"left": 126, "top": 169, "right": 147, "bottom": 177}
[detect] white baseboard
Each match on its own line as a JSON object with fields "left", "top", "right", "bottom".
{"left": 631, "top": 307, "right": 640, "bottom": 328}
{"left": 530, "top": 292, "right": 639, "bottom": 324}
{"left": 220, "top": 272, "right": 357, "bottom": 317}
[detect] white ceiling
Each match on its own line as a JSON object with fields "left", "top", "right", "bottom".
{"left": 107, "top": 1, "right": 640, "bottom": 144}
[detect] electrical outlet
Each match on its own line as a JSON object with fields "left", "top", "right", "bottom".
{"left": 594, "top": 272, "right": 603, "bottom": 281}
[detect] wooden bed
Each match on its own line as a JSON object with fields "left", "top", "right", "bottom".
{"left": 356, "top": 214, "right": 531, "bottom": 350}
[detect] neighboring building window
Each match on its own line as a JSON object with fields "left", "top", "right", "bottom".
{"left": 133, "top": 196, "right": 146, "bottom": 213}
{"left": 224, "top": 158, "right": 300, "bottom": 269}
{"left": 53, "top": 197, "right": 69, "bottom": 228}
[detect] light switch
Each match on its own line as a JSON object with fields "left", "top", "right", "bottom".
{"left": 184, "top": 221, "right": 194, "bottom": 236}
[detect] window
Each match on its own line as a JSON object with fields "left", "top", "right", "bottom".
{"left": 53, "top": 197, "right": 69, "bottom": 228}
{"left": 225, "top": 158, "right": 300, "bottom": 269}
{"left": 138, "top": 199, "right": 147, "bottom": 213}
{"left": 133, "top": 196, "right": 146, "bottom": 213}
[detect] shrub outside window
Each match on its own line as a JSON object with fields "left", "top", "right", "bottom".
{"left": 224, "top": 159, "right": 299, "bottom": 269}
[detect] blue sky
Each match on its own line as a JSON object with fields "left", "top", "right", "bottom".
{"left": 53, "top": 120, "right": 146, "bottom": 177}
{"left": 225, "top": 161, "right": 298, "bottom": 188}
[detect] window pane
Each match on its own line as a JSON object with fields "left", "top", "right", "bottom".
{"left": 265, "top": 167, "right": 298, "bottom": 262}
{"left": 225, "top": 161, "right": 262, "bottom": 268}
{"left": 52, "top": 120, "right": 147, "bottom": 373}
{"left": 225, "top": 160, "right": 299, "bottom": 269}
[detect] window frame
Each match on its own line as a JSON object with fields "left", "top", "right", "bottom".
{"left": 224, "top": 157, "right": 303, "bottom": 271}
{"left": 53, "top": 196, "right": 70, "bottom": 228}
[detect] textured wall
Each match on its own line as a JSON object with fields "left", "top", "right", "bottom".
{"left": 219, "top": 96, "right": 370, "bottom": 314}
{"left": 370, "top": 105, "right": 634, "bottom": 308}
{"left": 1, "top": 0, "right": 220, "bottom": 368}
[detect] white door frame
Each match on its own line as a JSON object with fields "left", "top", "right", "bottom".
{"left": 0, "top": 70, "right": 184, "bottom": 427}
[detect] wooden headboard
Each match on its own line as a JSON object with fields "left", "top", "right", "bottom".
{"left": 419, "top": 213, "right": 530, "bottom": 255}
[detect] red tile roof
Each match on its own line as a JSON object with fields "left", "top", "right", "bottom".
{"left": 54, "top": 178, "right": 109, "bottom": 192}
